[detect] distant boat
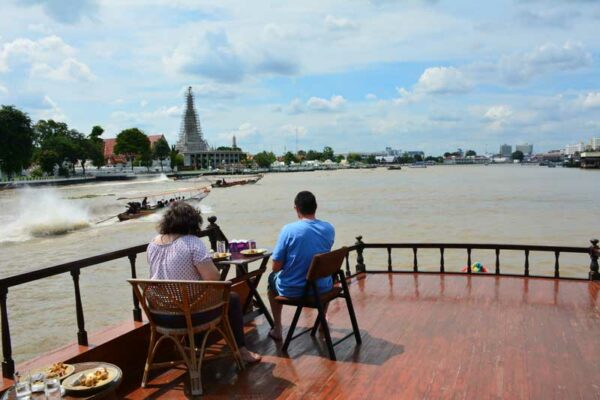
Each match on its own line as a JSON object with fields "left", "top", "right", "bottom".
{"left": 212, "top": 175, "right": 263, "bottom": 188}
{"left": 387, "top": 165, "right": 402, "bottom": 170}
{"left": 409, "top": 162, "right": 427, "bottom": 168}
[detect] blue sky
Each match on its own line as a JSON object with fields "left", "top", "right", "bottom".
{"left": 0, "top": 0, "right": 599, "bottom": 155}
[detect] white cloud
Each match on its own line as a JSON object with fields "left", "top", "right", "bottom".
{"left": 191, "top": 83, "right": 241, "bottom": 99}
{"left": 0, "top": 84, "right": 8, "bottom": 96}
{"left": 499, "top": 42, "right": 592, "bottom": 84}
{"left": 415, "top": 66, "right": 471, "bottom": 94}
{"left": 578, "top": 92, "right": 600, "bottom": 109}
{"left": 31, "top": 57, "right": 96, "bottom": 82}
{"left": 366, "top": 93, "right": 377, "bottom": 100}
{"left": 140, "top": 99, "right": 148, "bottom": 107}
{"left": 306, "top": 95, "right": 346, "bottom": 112}
{"left": 484, "top": 105, "right": 513, "bottom": 121}
{"left": 21, "top": 0, "right": 98, "bottom": 24}
{"left": 281, "top": 124, "right": 307, "bottom": 138}
{"left": 218, "top": 122, "right": 259, "bottom": 141}
{"left": 38, "top": 95, "right": 66, "bottom": 121}
{"left": 324, "top": 15, "right": 359, "bottom": 31}
{"left": 0, "top": 35, "right": 94, "bottom": 82}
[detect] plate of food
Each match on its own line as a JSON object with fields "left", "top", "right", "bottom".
{"left": 211, "top": 252, "right": 231, "bottom": 261}
{"left": 31, "top": 362, "right": 75, "bottom": 382}
{"left": 62, "top": 365, "right": 120, "bottom": 392}
{"left": 240, "top": 248, "right": 267, "bottom": 256}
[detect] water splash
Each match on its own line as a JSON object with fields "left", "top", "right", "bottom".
{"left": 0, "top": 187, "right": 91, "bottom": 242}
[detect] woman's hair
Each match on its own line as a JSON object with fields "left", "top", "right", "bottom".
{"left": 158, "top": 202, "right": 203, "bottom": 235}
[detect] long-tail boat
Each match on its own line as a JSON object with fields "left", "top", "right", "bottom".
{"left": 0, "top": 222, "right": 598, "bottom": 399}
{"left": 116, "top": 186, "right": 210, "bottom": 222}
{"left": 212, "top": 175, "right": 263, "bottom": 188}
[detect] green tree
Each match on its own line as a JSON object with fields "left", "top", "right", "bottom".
{"left": 305, "top": 149, "right": 322, "bottom": 161}
{"left": 283, "top": 151, "right": 298, "bottom": 165}
{"left": 254, "top": 151, "right": 276, "bottom": 168}
{"left": 169, "top": 145, "right": 182, "bottom": 170}
{"left": 36, "top": 149, "right": 61, "bottom": 175}
{"left": 511, "top": 150, "right": 524, "bottom": 161}
{"left": 33, "top": 119, "right": 70, "bottom": 146}
{"left": 35, "top": 134, "right": 78, "bottom": 175}
{"left": 89, "top": 126, "right": 105, "bottom": 169}
{"left": 321, "top": 146, "right": 334, "bottom": 161}
{"left": 346, "top": 153, "right": 362, "bottom": 163}
{"left": 334, "top": 154, "right": 344, "bottom": 163}
{"left": 114, "top": 128, "right": 150, "bottom": 171}
{"left": 414, "top": 154, "right": 423, "bottom": 162}
{"left": 152, "top": 137, "right": 170, "bottom": 171}
{"left": 366, "top": 154, "right": 377, "bottom": 164}
{"left": 0, "top": 105, "right": 35, "bottom": 178}
{"left": 466, "top": 150, "right": 477, "bottom": 157}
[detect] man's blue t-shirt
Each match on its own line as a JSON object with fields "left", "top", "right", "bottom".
{"left": 272, "top": 219, "right": 335, "bottom": 298}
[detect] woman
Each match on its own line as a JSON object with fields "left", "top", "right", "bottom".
{"left": 147, "top": 202, "right": 261, "bottom": 364}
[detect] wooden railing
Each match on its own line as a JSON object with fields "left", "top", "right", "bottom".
{"left": 1, "top": 229, "right": 598, "bottom": 379}
{"left": 0, "top": 217, "right": 227, "bottom": 378}
{"left": 344, "top": 236, "right": 600, "bottom": 280}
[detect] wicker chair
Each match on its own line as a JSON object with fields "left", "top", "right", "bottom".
{"left": 128, "top": 279, "right": 244, "bottom": 396}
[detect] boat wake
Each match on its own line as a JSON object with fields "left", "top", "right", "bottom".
{"left": 0, "top": 188, "right": 91, "bottom": 243}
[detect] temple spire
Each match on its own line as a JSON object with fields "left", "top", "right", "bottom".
{"left": 176, "top": 86, "right": 208, "bottom": 154}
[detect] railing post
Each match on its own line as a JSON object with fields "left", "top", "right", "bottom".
{"left": 355, "top": 236, "right": 366, "bottom": 273}
{"left": 554, "top": 251, "right": 560, "bottom": 279}
{"left": 0, "top": 286, "right": 14, "bottom": 378}
{"left": 440, "top": 248, "right": 445, "bottom": 273}
{"left": 495, "top": 249, "right": 500, "bottom": 275}
{"left": 467, "top": 248, "right": 472, "bottom": 274}
{"left": 589, "top": 239, "right": 599, "bottom": 281}
{"left": 524, "top": 250, "right": 530, "bottom": 277}
{"left": 70, "top": 268, "right": 88, "bottom": 346}
{"left": 129, "top": 254, "right": 142, "bottom": 322}
{"left": 387, "top": 247, "right": 392, "bottom": 272}
{"left": 413, "top": 248, "right": 418, "bottom": 272}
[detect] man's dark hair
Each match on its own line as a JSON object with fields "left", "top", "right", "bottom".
{"left": 294, "top": 191, "right": 317, "bottom": 215}
{"left": 158, "top": 202, "right": 203, "bottom": 235}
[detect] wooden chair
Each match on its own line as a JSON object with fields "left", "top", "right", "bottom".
{"left": 274, "top": 247, "right": 361, "bottom": 360}
{"left": 128, "top": 279, "right": 244, "bottom": 396}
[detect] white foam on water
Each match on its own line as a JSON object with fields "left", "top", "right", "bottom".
{"left": 0, "top": 187, "right": 91, "bottom": 243}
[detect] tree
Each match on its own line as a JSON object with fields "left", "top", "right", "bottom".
{"left": 414, "top": 154, "right": 423, "bottom": 162}
{"left": 366, "top": 154, "right": 377, "bottom": 164}
{"left": 334, "top": 154, "right": 345, "bottom": 163}
{"left": 152, "top": 137, "right": 170, "bottom": 171}
{"left": 0, "top": 105, "right": 35, "bottom": 178}
{"left": 170, "top": 145, "right": 182, "bottom": 170}
{"left": 283, "top": 151, "right": 298, "bottom": 165}
{"left": 88, "top": 126, "right": 105, "bottom": 169}
{"left": 114, "top": 128, "right": 150, "bottom": 171}
{"left": 346, "top": 153, "right": 362, "bottom": 163}
{"left": 140, "top": 147, "right": 153, "bottom": 172}
{"left": 321, "top": 146, "right": 334, "bottom": 161}
{"left": 305, "top": 150, "right": 322, "bottom": 161}
{"left": 511, "top": 150, "right": 524, "bottom": 161}
{"left": 466, "top": 150, "right": 477, "bottom": 157}
{"left": 33, "top": 119, "right": 70, "bottom": 146}
{"left": 254, "top": 151, "right": 276, "bottom": 168}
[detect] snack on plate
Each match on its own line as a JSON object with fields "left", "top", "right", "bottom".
{"left": 46, "top": 362, "right": 69, "bottom": 379}
{"left": 75, "top": 367, "right": 110, "bottom": 388}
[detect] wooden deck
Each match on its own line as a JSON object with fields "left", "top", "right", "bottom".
{"left": 124, "top": 273, "right": 600, "bottom": 399}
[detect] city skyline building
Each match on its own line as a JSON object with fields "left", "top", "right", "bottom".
{"left": 500, "top": 144, "right": 512, "bottom": 157}
{"left": 515, "top": 143, "right": 533, "bottom": 155}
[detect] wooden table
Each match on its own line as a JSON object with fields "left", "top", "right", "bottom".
{"left": 214, "top": 251, "right": 274, "bottom": 328}
{"left": 2, "top": 362, "right": 122, "bottom": 400}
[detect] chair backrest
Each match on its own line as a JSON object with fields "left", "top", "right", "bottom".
{"left": 306, "top": 247, "right": 349, "bottom": 281}
{"left": 128, "top": 279, "right": 231, "bottom": 319}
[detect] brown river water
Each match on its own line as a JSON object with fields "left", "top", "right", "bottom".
{"left": 0, "top": 165, "right": 598, "bottom": 363}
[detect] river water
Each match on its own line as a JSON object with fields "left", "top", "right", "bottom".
{"left": 0, "top": 165, "right": 598, "bottom": 363}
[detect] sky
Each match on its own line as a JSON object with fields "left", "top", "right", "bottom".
{"left": 0, "top": 0, "right": 599, "bottom": 155}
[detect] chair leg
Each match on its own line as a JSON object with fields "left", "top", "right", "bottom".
{"left": 220, "top": 316, "right": 245, "bottom": 370}
{"left": 315, "top": 299, "right": 336, "bottom": 361}
{"left": 142, "top": 328, "right": 157, "bottom": 387}
{"left": 310, "top": 315, "right": 320, "bottom": 337}
{"left": 282, "top": 306, "right": 303, "bottom": 352}
{"left": 344, "top": 292, "right": 362, "bottom": 345}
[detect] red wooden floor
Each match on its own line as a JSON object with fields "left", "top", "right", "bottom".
{"left": 124, "top": 273, "right": 600, "bottom": 399}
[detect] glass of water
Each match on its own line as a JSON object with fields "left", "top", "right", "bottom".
{"left": 14, "top": 371, "right": 32, "bottom": 399}
{"left": 44, "top": 377, "right": 62, "bottom": 400}
{"left": 217, "top": 240, "right": 227, "bottom": 254}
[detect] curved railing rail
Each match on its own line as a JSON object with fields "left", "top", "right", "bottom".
{"left": 0, "top": 217, "right": 227, "bottom": 378}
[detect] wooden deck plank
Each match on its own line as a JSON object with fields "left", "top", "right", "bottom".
{"left": 123, "top": 273, "right": 600, "bottom": 399}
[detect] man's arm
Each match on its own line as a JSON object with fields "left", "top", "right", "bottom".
{"left": 272, "top": 260, "right": 284, "bottom": 273}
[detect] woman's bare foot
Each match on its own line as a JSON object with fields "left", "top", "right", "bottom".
{"left": 269, "top": 328, "right": 282, "bottom": 341}
{"left": 239, "top": 347, "right": 261, "bottom": 363}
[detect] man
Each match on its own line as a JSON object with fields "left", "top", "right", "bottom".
{"left": 268, "top": 191, "right": 335, "bottom": 340}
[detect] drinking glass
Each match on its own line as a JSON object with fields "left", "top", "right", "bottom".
{"left": 217, "top": 240, "right": 227, "bottom": 253}
{"left": 14, "top": 371, "right": 32, "bottom": 399}
{"left": 44, "top": 377, "right": 62, "bottom": 400}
